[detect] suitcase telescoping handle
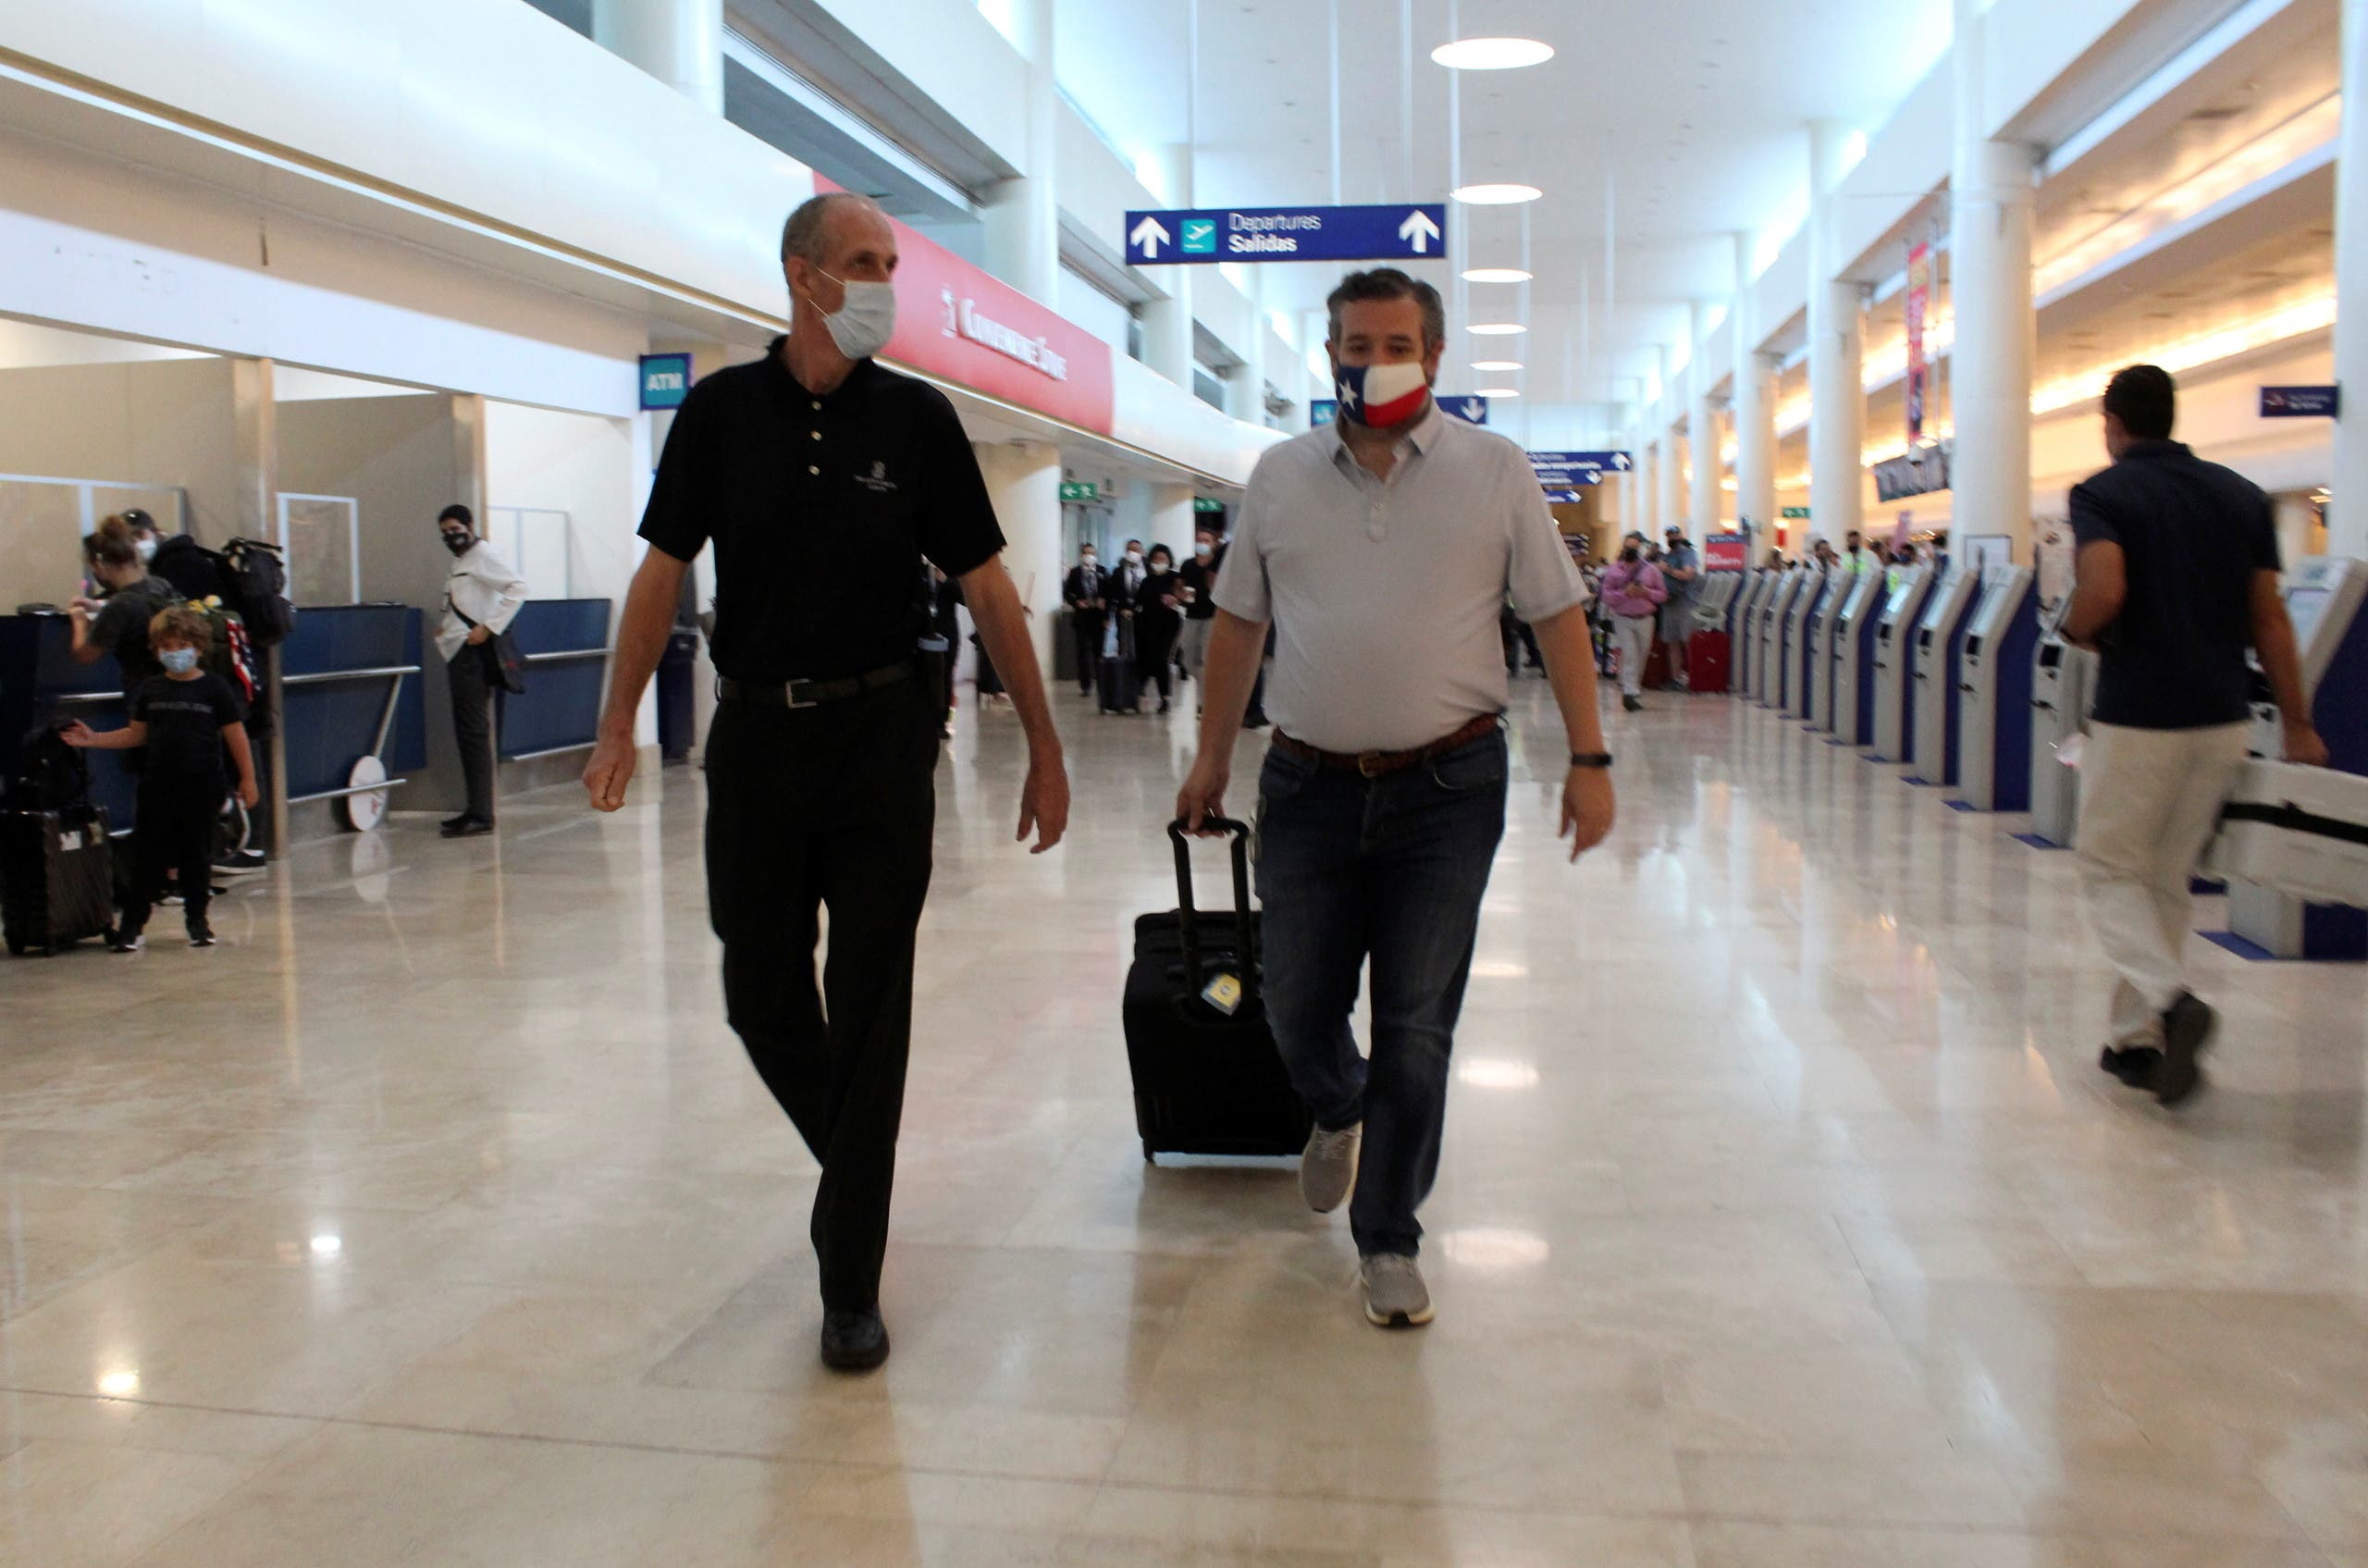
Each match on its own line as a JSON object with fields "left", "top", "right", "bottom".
{"left": 1167, "top": 818, "right": 1258, "bottom": 1001}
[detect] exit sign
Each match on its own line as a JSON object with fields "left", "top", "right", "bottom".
{"left": 1781, "top": 506, "right": 1811, "bottom": 520}
{"left": 1193, "top": 497, "right": 1225, "bottom": 513}
{"left": 1059, "top": 480, "right": 1100, "bottom": 502}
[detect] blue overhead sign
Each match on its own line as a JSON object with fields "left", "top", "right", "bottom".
{"left": 1542, "top": 488, "right": 1585, "bottom": 504}
{"left": 2261, "top": 385, "right": 2338, "bottom": 418}
{"left": 639, "top": 352, "right": 692, "bottom": 411}
{"left": 1528, "top": 451, "right": 1634, "bottom": 488}
{"left": 1124, "top": 204, "right": 1448, "bottom": 265}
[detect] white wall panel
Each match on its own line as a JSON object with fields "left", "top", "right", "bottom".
{"left": 1110, "top": 356, "right": 1284, "bottom": 486}
{"left": 804, "top": 0, "right": 1029, "bottom": 173}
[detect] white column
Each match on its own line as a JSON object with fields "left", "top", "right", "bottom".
{"left": 1808, "top": 119, "right": 1865, "bottom": 552}
{"left": 593, "top": 0, "right": 723, "bottom": 114}
{"left": 1149, "top": 482, "right": 1196, "bottom": 566}
{"left": 1657, "top": 426, "right": 1683, "bottom": 537}
{"left": 1141, "top": 143, "right": 1196, "bottom": 389}
{"left": 1733, "top": 232, "right": 1777, "bottom": 537}
{"left": 2331, "top": 0, "right": 2368, "bottom": 559}
{"left": 1635, "top": 440, "right": 1657, "bottom": 540}
{"left": 1950, "top": 0, "right": 2039, "bottom": 561}
{"left": 1690, "top": 302, "right": 1720, "bottom": 535}
{"left": 980, "top": 0, "right": 1060, "bottom": 304}
{"left": 1227, "top": 270, "right": 1268, "bottom": 425}
{"left": 973, "top": 441, "right": 1064, "bottom": 674}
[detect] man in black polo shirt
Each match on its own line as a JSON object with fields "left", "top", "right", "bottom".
{"left": 583, "top": 191, "right": 1069, "bottom": 1372}
{"left": 2062, "top": 364, "right": 2325, "bottom": 1106}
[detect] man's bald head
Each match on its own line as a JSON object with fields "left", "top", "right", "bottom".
{"left": 781, "top": 191, "right": 888, "bottom": 266}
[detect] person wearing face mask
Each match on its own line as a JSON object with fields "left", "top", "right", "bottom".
{"left": 1599, "top": 533, "right": 1668, "bottom": 713}
{"left": 582, "top": 191, "right": 1069, "bottom": 1376}
{"left": 1061, "top": 541, "right": 1109, "bottom": 698}
{"left": 434, "top": 503, "right": 530, "bottom": 840}
{"left": 1177, "top": 527, "right": 1222, "bottom": 702}
{"left": 70, "top": 515, "right": 182, "bottom": 690}
{"left": 1133, "top": 543, "right": 1184, "bottom": 715}
{"left": 1177, "top": 267, "right": 1616, "bottom": 1331}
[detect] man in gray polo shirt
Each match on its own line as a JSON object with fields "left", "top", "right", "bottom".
{"left": 1178, "top": 267, "right": 1617, "bottom": 1329}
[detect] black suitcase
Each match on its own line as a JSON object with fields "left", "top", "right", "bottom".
{"left": 1123, "top": 820, "right": 1313, "bottom": 1162}
{"left": 3, "top": 806, "right": 116, "bottom": 957}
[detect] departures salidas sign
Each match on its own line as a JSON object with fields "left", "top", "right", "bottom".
{"left": 1124, "top": 204, "right": 1449, "bottom": 265}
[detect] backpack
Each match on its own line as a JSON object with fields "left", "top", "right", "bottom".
{"left": 8, "top": 724, "right": 89, "bottom": 812}
{"left": 219, "top": 538, "right": 296, "bottom": 647}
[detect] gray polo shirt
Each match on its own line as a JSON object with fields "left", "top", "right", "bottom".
{"left": 1214, "top": 401, "right": 1588, "bottom": 753}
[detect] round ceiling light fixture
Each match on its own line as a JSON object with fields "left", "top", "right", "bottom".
{"left": 1475, "top": 387, "right": 1522, "bottom": 398}
{"left": 1467, "top": 322, "right": 1527, "bottom": 336}
{"left": 1431, "top": 37, "right": 1555, "bottom": 70}
{"left": 1471, "top": 360, "right": 1523, "bottom": 371}
{"left": 1450, "top": 182, "right": 1543, "bottom": 205}
{"left": 1461, "top": 266, "right": 1533, "bottom": 283}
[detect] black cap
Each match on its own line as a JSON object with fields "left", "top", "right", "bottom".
{"left": 120, "top": 508, "right": 155, "bottom": 532}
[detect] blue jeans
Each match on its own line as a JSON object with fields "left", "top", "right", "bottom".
{"left": 1253, "top": 728, "right": 1509, "bottom": 1258}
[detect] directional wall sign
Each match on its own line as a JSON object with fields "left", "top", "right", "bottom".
{"left": 1058, "top": 480, "right": 1100, "bottom": 502}
{"left": 2262, "top": 385, "right": 2339, "bottom": 417}
{"left": 1527, "top": 451, "right": 1634, "bottom": 488}
{"left": 1438, "top": 395, "right": 1489, "bottom": 426}
{"left": 638, "top": 352, "right": 692, "bottom": 411}
{"left": 1781, "top": 506, "right": 1812, "bottom": 520}
{"left": 1542, "top": 488, "right": 1585, "bottom": 504}
{"left": 1124, "top": 204, "right": 1449, "bottom": 265}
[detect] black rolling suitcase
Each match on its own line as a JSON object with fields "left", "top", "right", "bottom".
{"left": 3, "top": 805, "right": 116, "bottom": 957}
{"left": 1123, "top": 819, "right": 1314, "bottom": 1162}
{"left": 1099, "top": 615, "right": 1141, "bottom": 714}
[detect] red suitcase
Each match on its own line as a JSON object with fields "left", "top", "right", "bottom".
{"left": 1641, "top": 640, "right": 1672, "bottom": 690}
{"left": 1687, "top": 629, "right": 1732, "bottom": 693}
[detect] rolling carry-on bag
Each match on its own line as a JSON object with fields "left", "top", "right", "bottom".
{"left": 1123, "top": 820, "right": 1313, "bottom": 1162}
{"left": 1641, "top": 638, "right": 1673, "bottom": 691}
{"left": 1687, "top": 628, "right": 1732, "bottom": 693}
{"left": 3, "top": 805, "right": 115, "bottom": 957}
{"left": 1099, "top": 614, "right": 1141, "bottom": 713}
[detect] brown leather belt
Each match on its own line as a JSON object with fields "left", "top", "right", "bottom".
{"left": 1271, "top": 713, "right": 1503, "bottom": 778}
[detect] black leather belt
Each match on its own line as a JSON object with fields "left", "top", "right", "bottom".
{"left": 718, "top": 662, "right": 911, "bottom": 710}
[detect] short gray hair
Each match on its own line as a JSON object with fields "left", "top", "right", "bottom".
{"left": 1326, "top": 267, "right": 1445, "bottom": 348}
{"left": 779, "top": 191, "right": 870, "bottom": 265}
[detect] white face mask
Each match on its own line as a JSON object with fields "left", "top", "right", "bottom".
{"left": 1080, "top": 555, "right": 1097, "bottom": 568}
{"left": 1194, "top": 543, "right": 1213, "bottom": 559}
{"left": 135, "top": 536, "right": 158, "bottom": 564}
{"left": 813, "top": 268, "right": 896, "bottom": 359}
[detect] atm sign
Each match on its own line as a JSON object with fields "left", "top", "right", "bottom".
{"left": 639, "top": 353, "right": 693, "bottom": 411}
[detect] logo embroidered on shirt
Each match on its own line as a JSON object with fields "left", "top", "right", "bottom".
{"left": 857, "top": 459, "right": 898, "bottom": 494}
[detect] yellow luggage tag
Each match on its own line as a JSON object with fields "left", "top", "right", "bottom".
{"left": 1201, "top": 971, "right": 1244, "bottom": 1017}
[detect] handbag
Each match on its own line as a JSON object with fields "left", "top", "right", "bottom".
{"left": 450, "top": 602, "right": 527, "bottom": 696}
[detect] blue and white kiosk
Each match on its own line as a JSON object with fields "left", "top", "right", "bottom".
{"left": 1947, "top": 565, "right": 2041, "bottom": 811}
{"left": 1732, "top": 570, "right": 1773, "bottom": 696}
{"left": 1762, "top": 571, "right": 1812, "bottom": 707}
{"left": 2225, "top": 556, "right": 2368, "bottom": 958}
{"left": 1787, "top": 570, "right": 1841, "bottom": 721}
{"left": 1906, "top": 565, "right": 1983, "bottom": 786}
{"left": 1830, "top": 568, "right": 1889, "bottom": 747}
{"left": 1868, "top": 566, "right": 1935, "bottom": 761}
{"left": 1806, "top": 571, "right": 1849, "bottom": 731}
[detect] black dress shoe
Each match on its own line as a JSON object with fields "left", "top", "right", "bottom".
{"left": 2156, "top": 992, "right": 2217, "bottom": 1107}
{"left": 820, "top": 1307, "right": 890, "bottom": 1372}
{"left": 440, "top": 813, "right": 473, "bottom": 833}
{"left": 439, "top": 817, "right": 495, "bottom": 839}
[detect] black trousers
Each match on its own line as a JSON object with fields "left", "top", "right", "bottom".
{"left": 122, "top": 780, "right": 218, "bottom": 937}
{"left": 1069, "top": 611, "right": 1104, "bottom": 693}
{"left": 448, "top": 644, "right": 498, "bottom": 822}
{"left": 1135, "top": 612, "right": 1178, "bottom": 700}
{"left": 704, "top": 677, "right": 939, "bottom": 1312}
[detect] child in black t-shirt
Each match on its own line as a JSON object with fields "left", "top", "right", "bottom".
{"left": 63, "top": 604, "right": 259, "bottom": 952}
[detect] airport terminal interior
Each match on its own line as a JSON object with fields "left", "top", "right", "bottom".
{"left": 3, "top": 0, "right": 2368, "bottom": 1562}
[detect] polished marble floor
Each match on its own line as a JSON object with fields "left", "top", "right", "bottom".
{"left": 6, "top": 677, "right": 2368, "bottom": 1566}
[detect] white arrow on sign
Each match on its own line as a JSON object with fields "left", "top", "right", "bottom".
{"left": 1612, "top": 452, "right": 1632, "bottom": 470}
{"left": 1129, "top": 216, "right": 1171, "bottom": 260}
{"left": 1399, "top": 210, "right": 1441, "bottom": 254}
{"left": 1457, "top": 399, "right": 1482, "bottom": 419}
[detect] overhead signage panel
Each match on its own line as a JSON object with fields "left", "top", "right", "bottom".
{"left": 638, "top": 353, "right": 691, "bottom": 411}
{"left": 1124, "top": 204, "right": 1449, "bottom": 265}
{"left": 1438, "top": 395, "right": 1489, "bottom": 426}
{"left": 1527, "top": 451, "right": 1633, "bottom": 487}
{"left": 2261, "top": 385, "right": 2338, "bottom": 417}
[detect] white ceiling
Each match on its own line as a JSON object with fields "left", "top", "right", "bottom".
{"left": 1054, "top": 0, "right": 1955, "bottom": 408}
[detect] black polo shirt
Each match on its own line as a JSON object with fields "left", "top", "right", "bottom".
{"left": 2068, "top": 438, "right": 2278, "bottom": 730}
{"left": 637, "top": 340, "right": 1005, "bottom": 682}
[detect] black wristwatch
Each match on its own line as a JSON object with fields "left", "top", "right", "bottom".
{"left": 1571, "top": 752, "right": 1613, "bottom": 770}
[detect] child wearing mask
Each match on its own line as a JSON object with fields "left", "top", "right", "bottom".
{"left": 63, "top": 604, "right": 259, "bottom": 951}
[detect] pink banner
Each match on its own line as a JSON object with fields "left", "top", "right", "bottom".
{"left": 1904, "top": 241, "right": 1930, "bottom": 445}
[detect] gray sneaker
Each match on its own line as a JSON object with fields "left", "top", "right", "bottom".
{"left": 1300, "top": 1121, "right": 1362, "bottom": 1214}
{"left": 1361, "top": 1253, "right": 1434, "bottom": 1328}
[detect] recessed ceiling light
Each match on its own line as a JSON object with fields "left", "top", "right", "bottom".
{"left": 1471, "top": 360, "right": 1523, "bottom": 371}
{"left": 1431, "top": 37, "right": 1554, "bottom": 70}
{"left": 1467, "top": 323, "right": 1527, "bottom": 335}
{"left": 1450, "top": 182, "right": 1542, "bottom": 205}
{"left": 1476, "top": 386, "right": 1522, "bottom": 398}
{"left": 1462, "top": 267, "right": 1533, "bottom": 283}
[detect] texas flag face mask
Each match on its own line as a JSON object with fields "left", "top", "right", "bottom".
{"left": 1333, "top": 360, "right": 1431, "bottom": 428}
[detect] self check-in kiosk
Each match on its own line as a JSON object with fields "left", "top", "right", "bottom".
{"left": 2226, "top": 556, "right": 2368, "bottom": 958}
{"left": 1805, "top": 571, "right": 1844, "bottom": 729}
{"left": 1831, "top": 568, "right": 1888, "bottom": 747}
{"left": 1949, "top": 565, "right": 2040, "bottom": 811}
{"left": 1761, "top": 572, "right": 1810, "bottom": 707}
{"left": 1869, "top": 567, "right": 1934, "bottom": 761}
{"left": 1733, "top": 571, "right": 1772, "bottom": 696}
{"left": 1906, "top": 565, "right": 1982, "bottom": 785}
{"left": 1781, "top": 571, "right": 1837, "bottom": 724}
{"left": 2025, "top": 619, "right": 2096, "bottom": 847}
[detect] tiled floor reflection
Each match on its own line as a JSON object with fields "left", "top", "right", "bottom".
{"left": 6, "top": 681, "right": 2367, "bottom": 1566}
